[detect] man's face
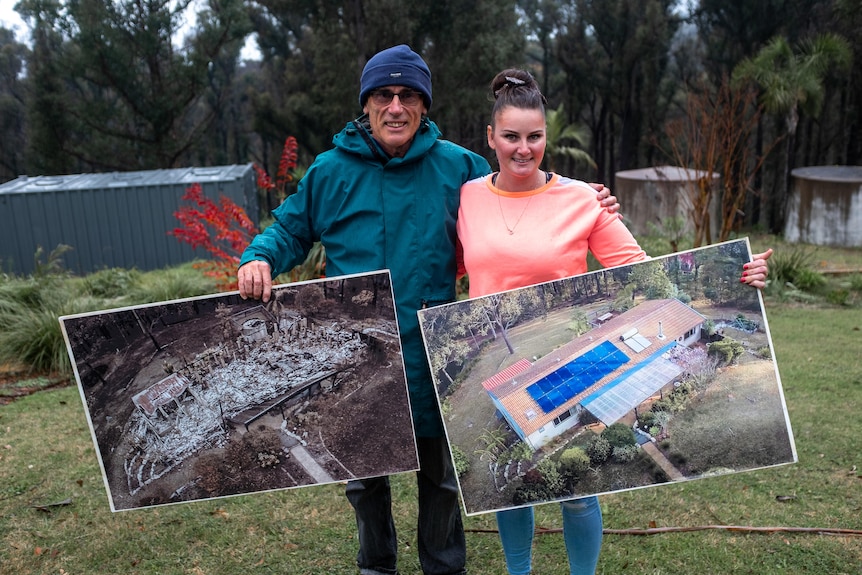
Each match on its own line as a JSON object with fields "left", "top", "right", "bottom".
{"left": 363, "top": 85, "right": 428, "bottom": 157}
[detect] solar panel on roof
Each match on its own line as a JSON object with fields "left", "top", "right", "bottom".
{"left": 537, "top": 396, "right": 555, "bottom": 412}
{"left": 527, "top": 341, "right": 630, "bottom": 413}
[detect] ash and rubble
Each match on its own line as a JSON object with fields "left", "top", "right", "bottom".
{"left": 123, "top": 306, "right": 389, "bottom": 495}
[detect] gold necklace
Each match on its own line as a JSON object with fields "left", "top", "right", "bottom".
{"left": 494, "top": 171, "right": 545, "bottom": 234}
{"left": 497, "top": 192, "right": 533, "bottom": 235}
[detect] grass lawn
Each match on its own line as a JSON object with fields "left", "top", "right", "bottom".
{"left": 1, "top": 233, "right": 861, "bottom": 574}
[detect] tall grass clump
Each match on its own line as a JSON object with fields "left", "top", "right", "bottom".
{"left": 0, "top": 248, "right": 80, "bottom": 375}
{"left": 81, "top": 267, "right": 142, "bottom": 299}
{"left": 765, "top": 245, "right": 826, "bottom": 299}
{"left": 125, "top": 262, "right": 218, "bottom": 304}
{"left": 0, "top": 246, "right": 218, "bottom": 375}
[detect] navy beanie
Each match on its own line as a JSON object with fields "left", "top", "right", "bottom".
{"left": 359, "top": 45, "right": 432, "bottom": 110}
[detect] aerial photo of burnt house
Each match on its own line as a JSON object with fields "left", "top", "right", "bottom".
{"left": 418, "top": 240, "right": 796, "bottom": 515}
{"left": 61, "top": 271, "right": 416, "bottom": 511}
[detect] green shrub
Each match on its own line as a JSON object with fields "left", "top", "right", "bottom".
{"left": 82, "top": 267, "right": 142, "bottom": 299}
{"left": 512, "top": 467, "right": 552, "bottom": 505}
{"left": 792, "top": 268, "right": 826, "bottom": 291}
{"left": 451, "top": 445, "right": 471, "bottom": 477}
{"left": 756, "top": 346, "right": 772, "bottom": 359}
{"left": 586, "top": 435, "right": 611, "bottom": 464}
{"left": 536, "top": 457, "right": 565, "bottom": 494}
{"left": 601, "top": 422, "right": 636, "bottom": 448}
{"left": 559, "top": 447, "right": 590, "bottom": 476}
{"left": 126, "top": 265, "right": 217, "bottom": 303}
{"left": 612, "top": 444, "right": 639, "bottom": 463}
{"left": 707, "top": 338, "right": 745, "bottom": 364}
{"left": 0, "top": 255, "right": 219, "bottom": 375}
{"left": 826, "top": 288, "right": 849, "bottom": 306}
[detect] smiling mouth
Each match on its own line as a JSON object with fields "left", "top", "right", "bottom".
{"left": 386, "top": 121, "right": 408, "bottom": 128}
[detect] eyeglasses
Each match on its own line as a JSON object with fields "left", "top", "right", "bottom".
{"left": 369, "top": 89, "right": 423, "bottom": 107}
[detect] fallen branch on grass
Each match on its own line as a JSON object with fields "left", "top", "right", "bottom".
{"left": 466, "top": 525, "right": 862, "bottom": 537}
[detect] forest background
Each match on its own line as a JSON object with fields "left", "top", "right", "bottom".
{"left": 1, "top": 0, "right": 860, "bottom": 238}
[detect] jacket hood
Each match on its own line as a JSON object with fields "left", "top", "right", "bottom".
{"left": 332, "top": 115, "right": 442, "bottom": 164}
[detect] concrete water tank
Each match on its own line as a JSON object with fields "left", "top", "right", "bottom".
{"left": 784, "top": 166, "right": 862, "bottom": 247}
{"left": 615, "top": 166, "right": 721, "bottom": 238}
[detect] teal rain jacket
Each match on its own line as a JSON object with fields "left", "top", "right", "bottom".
{"left": 240, "top": 116, "right": 491, "bottom": 437}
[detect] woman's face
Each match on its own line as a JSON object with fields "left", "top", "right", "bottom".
{"left": 487, "top": 106, "right": 546, "bottom": 185}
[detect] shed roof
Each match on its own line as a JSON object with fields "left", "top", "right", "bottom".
{"left": 0, "top": 165, "right": 252, "bottom": 195}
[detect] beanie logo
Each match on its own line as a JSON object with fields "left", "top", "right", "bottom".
{"left": 389, "top": 72, "right": 402, "bottom": 78}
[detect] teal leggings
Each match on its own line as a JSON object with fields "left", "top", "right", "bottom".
{"left": 495, "top": 496, "right": 603, "bottom": 575}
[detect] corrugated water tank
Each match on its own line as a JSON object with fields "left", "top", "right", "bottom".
{"left": 784, "top": 166, "right": 862, "bottom": 247}
{"left": 0, "top": 164, "right": 257, "bottom": 276}
{"left": 614, "top": 165, "right": 721, "bottom": 238}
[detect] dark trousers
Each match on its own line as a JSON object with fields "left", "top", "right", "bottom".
{"left": 345, "top": 436, "right": 466, "bottom": 575}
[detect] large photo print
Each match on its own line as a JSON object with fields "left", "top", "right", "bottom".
{"left": 418, "top": 239, "right": 796, "bottom": 516}
{"left": 60, "top": 270, "right": 417, "bottom": 511}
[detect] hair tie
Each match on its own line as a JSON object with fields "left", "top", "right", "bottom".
{"left": 494, "top": 76, "right": 528, "bottom": 97}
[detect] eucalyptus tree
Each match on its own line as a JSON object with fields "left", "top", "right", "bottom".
{"left": 0, "top": 27, "right": 29, "bottom": 181}
{"left": 627, "top": 259, "right": 673, "bottom": 300}
{"left": 516, "top": 0, "right": 561, "bottom": 97}
{"left": 19, "top": 0, "right": 248, "bottom": 172}
{"left": 247, "top": 0, "right": 424, "bottom": 167}
{"left": 188, "top": 0, "right": 254, "bottom": 167}
{"left": 417, "top": 306, "right": 473, "bottom": 392}
{"left": 690, "top": 0, "right": 801, "bottom": 79}
{"left": 407, "top": 0, "right": 524, "bottom": 156}
{"left": 832, "top": 0, "right": 862, "bottom": 164}
{"left": 18, "top": 0, "right": 75, "bottom": 175}
{"left": 732, "top": 33, "right": 852, "bottom": 232}
{"left": 248, "top": 0, "right": 522, "bottom": 170}
{"left": 690, "top": 0, "right": 845, "bottom": 229}
{"left": 559, "top": 0, "right": 680, "bottom": 184}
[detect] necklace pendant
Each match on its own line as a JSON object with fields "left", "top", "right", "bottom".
{"left": 508, "top": 229, "right": 514, "bottom": 235}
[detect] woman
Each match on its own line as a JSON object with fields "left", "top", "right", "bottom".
{"left": 456, "top": 68, "right": 771, "bottom": 575}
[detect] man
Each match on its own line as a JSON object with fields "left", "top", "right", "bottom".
{"left": 238, "top": 44, "right": 617, "bottom": 575}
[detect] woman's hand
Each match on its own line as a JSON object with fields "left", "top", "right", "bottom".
{"left": 742, "top": 248, "right": 774, "bottom": 289}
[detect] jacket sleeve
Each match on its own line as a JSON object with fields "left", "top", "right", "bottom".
{"left": 238, "top": 219, "right": 314, "bottom": 278}
{"left": 238, "top": 165, "right": 320, "bottom": 278}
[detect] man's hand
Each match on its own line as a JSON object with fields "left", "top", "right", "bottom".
{"left": 589, "top": 182, "right": 622, "bottom": 219}
{"left": 742, "top": 248, "right": 774, "bottom": 290}
{"left": 238, "top": 260, "right": 273, "bottom": 302}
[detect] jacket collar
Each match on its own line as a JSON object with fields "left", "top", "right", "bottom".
{"left": 334, "top": 115, "right": 441, "bottom": 164}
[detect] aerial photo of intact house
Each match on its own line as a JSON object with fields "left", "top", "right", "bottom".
{"left": 60, "top": 271, "right": 417, "bottom": 511}
{"left": 418, "top": 239, "right": 797, "bottom": 515}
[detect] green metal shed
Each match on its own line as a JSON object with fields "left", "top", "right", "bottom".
{"left": 0, "top": 164, "right": 257, "bottom": 276}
